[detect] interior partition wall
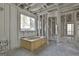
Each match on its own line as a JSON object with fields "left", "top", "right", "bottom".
{"left": 60, "top": 12, "right": 76, "bottom": 44}
{"left": 38, "top": 14, "right": 57, "bottom": 40}
{"left": 48, "top": 17, "right": 57, "bottom": 40}
{"left": 38, "top": 14, "right": 48, "bottom": 38}
{"left": 61, "top": 12, "right": 75, "bottom": 37}
{"left": 75, "top": 10, "right": 79, "bottom": 40}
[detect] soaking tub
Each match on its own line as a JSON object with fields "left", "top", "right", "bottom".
{"left": 20, "top": 36, "right": 48, "bottom": 51}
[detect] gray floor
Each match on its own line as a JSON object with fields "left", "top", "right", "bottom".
{"left": 5, "top": 40, "right": 79, "bottom": 56}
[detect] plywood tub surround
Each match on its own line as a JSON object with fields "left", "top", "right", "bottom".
{"left": 20, "top": 36, "right": 48, "bottom": 51}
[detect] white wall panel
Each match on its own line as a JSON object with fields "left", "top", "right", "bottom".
{"left": 10, "top": 6, "right": 18, "bottom": 49}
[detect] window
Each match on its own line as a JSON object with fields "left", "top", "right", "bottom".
{"left": 21, "top": 14, "right": 35, "bottom": 31}
{"left": 67, "top": 24, "right": 74, "bottom": 35}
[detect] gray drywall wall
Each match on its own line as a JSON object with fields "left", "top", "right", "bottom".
{"left": 10, "top": 5, "right": 18, "bottom": 49}
{"left": 0, "top": 4, "right": 5, "bottom": 41}
{"left": 4, "top": 4, "right": 10, "bottom": 50}
{"left": 0, "top": 3, "right": 37, "bottom": 50}
{"left": 0, "top": 4, "right": 18, "bottom": 50}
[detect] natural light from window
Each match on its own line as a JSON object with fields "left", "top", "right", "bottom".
{"left": 21, "top": 14, "right": 35, "bottom": 31}
{"left": 67, "top": 24, "right": 74, "bottom": 35}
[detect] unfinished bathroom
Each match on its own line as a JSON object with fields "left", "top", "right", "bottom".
{"left": 0, "top": 3, "right": 79, "bottom": 56}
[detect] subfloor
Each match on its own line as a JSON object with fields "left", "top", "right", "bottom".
{"left": 5, "top": 40, "right": 79, "bottom": 56}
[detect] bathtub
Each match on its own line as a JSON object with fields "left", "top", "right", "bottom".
{"left": 20, "top": 36, "right": 48, "bottom": 51}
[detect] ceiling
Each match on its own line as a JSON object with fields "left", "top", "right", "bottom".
{"left": 14, "top": 3, "right": 75, "bottom": 14}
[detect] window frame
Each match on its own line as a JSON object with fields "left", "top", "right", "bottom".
{"left": 66, "top": 23, "right": 74, "bottom": 36}
{"left": 20, "top": 13, "right": 36, "bottom": 31}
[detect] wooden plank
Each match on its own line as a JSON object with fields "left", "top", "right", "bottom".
{"left": 20, "top": 37, "right": 48, "bottom": 51}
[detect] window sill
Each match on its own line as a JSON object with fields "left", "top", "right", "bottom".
{"left": 20, "top": 30, "right": 36, "bottom": 32}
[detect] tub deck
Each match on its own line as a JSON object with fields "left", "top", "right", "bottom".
{"left": 21, "top": 36, "right": 48, "bottom": 51}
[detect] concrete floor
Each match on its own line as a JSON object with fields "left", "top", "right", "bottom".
{"left": 5, "top": 40, "right": 79, "bottom": 56}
